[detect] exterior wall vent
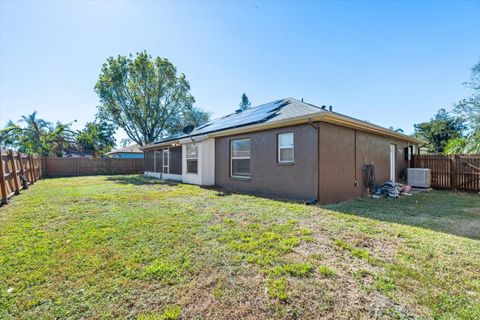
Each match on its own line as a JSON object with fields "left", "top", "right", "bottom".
{"left": 407, "top": 168, "right": 431, "bottom": 188}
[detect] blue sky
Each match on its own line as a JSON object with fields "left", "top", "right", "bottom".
{"left": 1, "top": 1, "right": 479, "bottom": 143}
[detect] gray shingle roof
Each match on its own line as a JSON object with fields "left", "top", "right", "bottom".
{"left": 106, "top": 144, "right": 143, "bottom": 155}
{"left": 151, "top": 98, "right": 325, "bottom": 145}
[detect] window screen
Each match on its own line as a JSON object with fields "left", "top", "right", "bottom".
{"left": 231, "top": 139, "right": 250, "bottom": 177}
{"left": 278, "top": 133, "right": 294, "bottom": 162}
{"left": 186, "top": 143, "right": 198, "bottom": 174}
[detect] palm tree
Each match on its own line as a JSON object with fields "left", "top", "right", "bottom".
{"left": 0, "top": 112, "right": 75, "bottom": 155}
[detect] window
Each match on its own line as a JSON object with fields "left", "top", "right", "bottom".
{"left": 278, "top": 132, "right": 294, "bottom": 163}
{"left": 186, "top": 143, "right": 198, "bottom": 174}
{"left": 231, "top": 139, "right": 250, "bottom": 178}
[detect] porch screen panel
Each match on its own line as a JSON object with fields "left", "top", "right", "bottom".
{"left": 154, "top": 150, "right": 163, "bottom": 173}
{"left": 169, "top": 146, "right": 182, "bottom": 175}
{"left": 145, "top": 150, "right": 154, "bottom": 172}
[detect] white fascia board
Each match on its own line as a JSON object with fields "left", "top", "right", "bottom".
{"left": 179, "top": 135, "right": 209, "bottom": 144}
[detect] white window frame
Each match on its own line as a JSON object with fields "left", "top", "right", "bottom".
{"left": 186, "top": 143, "right": 198, "bottom": 174}
{"left": 230, "top": 138, "right": 251, "bottom": 178}
{"left": 278, "top": 132, "right": 294, "bottom": 163}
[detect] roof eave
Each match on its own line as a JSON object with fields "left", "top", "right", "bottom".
{"left": 206, "top": 112, "right": 423, "bottom": 144}
{"left": 141, "top": 139, "right": 181, "bottom": 150}
{"left": 140, "top": 111, "right": 423, "bottom": 151}
{"left": 319, "top": 113, "right": 425, "bottom": 144}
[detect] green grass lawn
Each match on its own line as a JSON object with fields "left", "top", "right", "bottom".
{"left": 0, "top": 175, "right": 479, "bottom": 319}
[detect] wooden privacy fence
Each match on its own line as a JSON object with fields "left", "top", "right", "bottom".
{"left": 0, "top": 149, "right": 42, "bottom": 205}
{"left": 413, "top": 154, "right": 480, "bottom": 191}
{"left": 42, "top": 157, "right": 144, "bottom": 176}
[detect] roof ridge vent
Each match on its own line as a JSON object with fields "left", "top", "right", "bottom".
{"left": 321, "top": 105, "right": 326, "bottom": 110}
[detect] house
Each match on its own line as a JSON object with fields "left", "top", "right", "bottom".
{"left": 106, "top": 144, "right": 144, "bottom": 159}
{"left": 141, "top": 98, "right": 422, "bottom": 204}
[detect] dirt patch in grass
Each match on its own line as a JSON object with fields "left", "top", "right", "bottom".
{"left": 463, "top": 207, "right": 480, "bottom": 215}
{"left": 1, "top": 176, "right": 479, "bottom": 319}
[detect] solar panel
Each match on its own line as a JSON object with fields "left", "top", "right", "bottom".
{"left": 151, "top": 98, "right": 326, "bottom": 145}
{"left": 191, "top": 99, "right": 288, "bottom": 136}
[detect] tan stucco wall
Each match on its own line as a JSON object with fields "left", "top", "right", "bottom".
{"left": 318, "top": 122, "right": 415, "bottom": 204}
{"left": 214, "top": 123, "right": 319, "bottom": 200}
{"left": 215, "top": 121, "right": 416, "bottom": 203}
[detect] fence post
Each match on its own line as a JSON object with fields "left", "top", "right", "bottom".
{"left": 28, "top": 155, "right": 36, "bottom": 184}
{"left": 107, "top": 157, "right": 111, "bottom": 175}
{"left": 32, "top": 156, "right": 39, "bottom": 181}
{"left": 17, "top": 153, "right": 28, "bottom": 189}
{"left": 8, "top": 150, "right": 20, "bottom": 195}
{"left": 17, "top": 153, "right": 25, "bottom": 177}
{"left": 32, "top": 155, "right": 37, "bottom": 182}
{"left": 450, "top": 155, "right": 457, "bottom": 190}
{"left": 38, "top": 157, "right": 42, "bottom": 178}
{"left": 0, "top": 149, "right": 9, "bottom": 205}
{"left": 77, "top": 157, "right": 80, "bottom": 176}
{"left": 42, "top": 157, "right": 45, "bottom": 178}
{"left": 32, "top": 156, "right": 37, "bottom": 181}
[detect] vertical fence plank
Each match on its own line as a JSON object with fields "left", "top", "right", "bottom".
{"left": 8, "top": 150, "right": 20, "bottom": 195}
{"left": 28, "top": 155, "right": 35, "bottom": 184}
{"left": 413, "top": 154, "right": 479, "bottom": 191}
{"left": 41, "top": 157, "right": 145, "bottom": 176}
{"left": 0, "top": 149, "right": 9, "bottom": 205}
{"left": 17, "top": 152, "right": 26, "bottom": 189}
{"left": 34, "top": 156, "right": 39, "bottom": 181}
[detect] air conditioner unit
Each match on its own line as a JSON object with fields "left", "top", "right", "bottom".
{"left": 407, "top": 168, "right": 431, "bottom": 188}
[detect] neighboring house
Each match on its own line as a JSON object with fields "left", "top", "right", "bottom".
{"left": 141, "top": 98, "right": 422, "bottom": 204}
{"left": 106, "top": 144, "right": 144, "bottom": 159}
{"left": 62, "top": 151, "right": 94, "bottom": 158}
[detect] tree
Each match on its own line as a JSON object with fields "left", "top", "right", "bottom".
{"left": 454, "top": 60, "right": 480, "bottom": 134}
{"left": 95, "top": 51, "right": 210, "bottom": 146}
{"left": 414, "top": 109, "right": 465, "bottom": 153}
{"left": 441, "top": 60, "right": 480, "bottom": 155}
{"left": 388, "top": 126, "right": 404, "bottom": 133}
{"left": 239, "top": 93, "right": 251, "bottom": 111}
{"left": 119, "top": 138, "right": 132, "bottom": 148}
{"left": 0, "top": 112, "right": 75, "bottom": 156}
{"left": 444, "top": 133, "right": 480, "bottom": 154}
{"left": 76, "top": 120, "right": 116, "bottom": 155}
{"left": 167, "top": 106, "right": 211, "bottom": 136}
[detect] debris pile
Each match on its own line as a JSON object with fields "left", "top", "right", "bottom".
{"left": 372, "top": 181, "right": 412, "bottom": 198}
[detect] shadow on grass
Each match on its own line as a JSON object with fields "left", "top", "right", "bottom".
{"left": 323, "top": 190, "right": 480, "bottom": 240}
{"left": 105, "top": 175, "right": 179, "bottom": 186}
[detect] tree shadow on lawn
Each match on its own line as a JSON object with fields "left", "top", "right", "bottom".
{"left": 323, "top": 190, "right": 480, "bottom": 240}
{"left": 105, "top": 175, "right": 179, "bottom": 186}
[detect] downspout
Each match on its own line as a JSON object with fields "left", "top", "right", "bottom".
{"left": 309, "top": 119, "right": 320, "bottom": 204}
{"left": 354, "top": 130, "right": 358, "bottom": 187}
